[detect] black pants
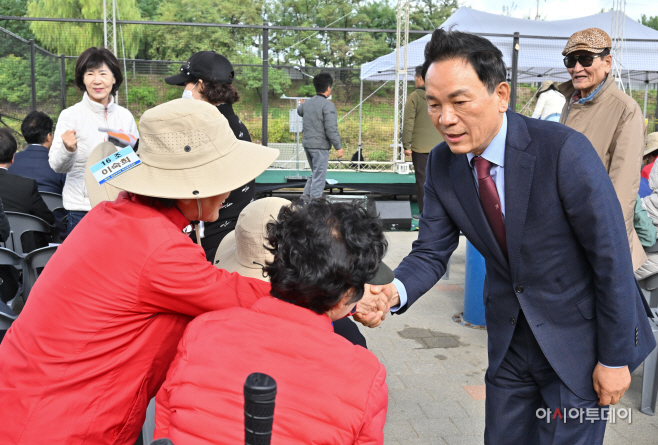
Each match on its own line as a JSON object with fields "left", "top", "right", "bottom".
{"left": 412, "top": 151, "right": 429, "bottom": 214}
{"left": 0, "top": 266, "right": 20, "bottom": 303}
{"left": 333, "top": 318, "right": 367, "bottom": 348}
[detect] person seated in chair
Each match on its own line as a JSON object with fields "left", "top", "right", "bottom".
{"left": 154, "top": 199, "right": 390, "bottom": 444}
{"left": 0, "top": 129, "right": 54, "bottom": 225}
{"left": 0, "top": 128, "right": 55, "bottom": 303}
{"left": 10, "top": 111, "right": 66, "bottom": 195}
{"left": 10, "top": 111, "right": 67, "bottom": 238}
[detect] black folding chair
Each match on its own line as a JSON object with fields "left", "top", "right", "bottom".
{"left": 0, "top": 299, "right": 18, "bottom": 344}
{"left": 0, "top": 247, "right": 25, "bottom": 313}
{"left": 39, "top": 192, "right": 64, "bottom": 213}
{"left": 23, "top": 245, "right": 58, "bottom": 302}
{"left": 5, "top": 212, "right": 55, "bottom": 256}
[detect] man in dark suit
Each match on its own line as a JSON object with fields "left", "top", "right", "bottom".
{"left": 0, "top": 128, "right": 54, "bottom": 225}
{"left": 10, "top": 111, "right": 66, "bottom": 237}
{"left": 9, "top": 111, "right": 66, "bottom": 194}
{"left": 0, "top": 128, "right": 55, "bottom": 303}
{"left": 356, "top": 29, "right": 656, "bottom": 444}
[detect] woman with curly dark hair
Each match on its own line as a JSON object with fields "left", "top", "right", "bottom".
{"left": 154, "top": 199, "right": 392, "bottom": 444}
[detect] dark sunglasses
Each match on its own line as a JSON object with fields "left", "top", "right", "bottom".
{"left": 563, "top": 52, "right": 607, "bottom": 69}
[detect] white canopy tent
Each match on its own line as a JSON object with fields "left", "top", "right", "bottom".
{"left": 360, "top": 7, "right": 658, "bottom": 86}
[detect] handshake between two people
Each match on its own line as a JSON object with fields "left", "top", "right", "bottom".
{"left": 353, "top": 283, "right": 401, "bottom": 328}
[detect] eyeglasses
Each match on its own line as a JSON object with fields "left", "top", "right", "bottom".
{"left": 563, "top": 53, "right": 606, "bottom": 69}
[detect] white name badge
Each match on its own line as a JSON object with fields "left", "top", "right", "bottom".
{"left": 90, "top": 146, "right": 141, "bottom": 185}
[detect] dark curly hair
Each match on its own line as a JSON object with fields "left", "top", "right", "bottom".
{"left": 199, "top": 79, "right": 240, "bottom": 105}
{"left": 264, "top": 199, "right": 387, "bottom": 315}
{"left": 421, "top": 28, "right": 506, "bottom": 94}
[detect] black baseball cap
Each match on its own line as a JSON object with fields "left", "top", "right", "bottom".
{"left": 164, "top": 51, "right": 235, "bottom": 86}
{"left": 368, "top": 262, "right": 395, "bottom": 286}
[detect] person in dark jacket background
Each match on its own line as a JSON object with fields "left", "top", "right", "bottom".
{"left": 10, "top": 111, "right": 66, "bottom": 194}
{"left": 165, "top": 51, "right": 255, "bottom": 262}
{"left": 297, "top": 73, "right": 343, "bottom": 201}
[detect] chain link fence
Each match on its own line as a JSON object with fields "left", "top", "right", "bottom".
{"left": 1, "top": 18, "right": 656, "bottom": 174}
{"left": 0, "top": 27, "right": 65, "bottom": 135}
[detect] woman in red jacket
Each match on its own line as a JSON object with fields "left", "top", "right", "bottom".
{"left": 0, "top": 99, "right": 278, "bottom": 444}
{"left": 154, "top": 199, "right": 391, "bottom": 444}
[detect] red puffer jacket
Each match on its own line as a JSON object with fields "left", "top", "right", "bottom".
{"left": 154, "top": 296, "right": 388, "bottom": 444}
{"left": 0, "top": 192, "right": 270, "bottom": 444}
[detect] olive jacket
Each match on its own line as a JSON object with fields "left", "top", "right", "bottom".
{"left": 402, "top": 87, "right": 443, "bottom": 153}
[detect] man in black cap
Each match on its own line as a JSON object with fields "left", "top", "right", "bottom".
{"left": 165, "top": 51, "right": 255, "bottom": 262}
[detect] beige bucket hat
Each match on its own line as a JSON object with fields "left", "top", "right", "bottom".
{"left": 645, "top": 132, "right": 658, "bottom": 157}
{"left": 85, "top": 142, "right": 123, "bottom": 208}
{"left": 214, "top": 197, "right": 292, "bottom": 281}
{"left": 106, "top": 99, "right": 279, "bottom": 199}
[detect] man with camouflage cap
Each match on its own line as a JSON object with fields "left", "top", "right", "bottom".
{"left": 559, "top": 28, "right": 647, "bottom": 271}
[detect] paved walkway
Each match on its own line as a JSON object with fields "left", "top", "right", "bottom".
{"left": 363, "top": 231, "right": 658, "bottom": 444}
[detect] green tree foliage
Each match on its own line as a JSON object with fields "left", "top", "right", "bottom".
{"left": 641, "top": 15, "right": 658, "bottom": 31}
{"left": 0, "top": 54, "right": 60, "bottom": 104}
{"left": 26, "top": 0, "right": 142, "bottom": 57}
{"left": 265, "top": 0, "right": 393, "bottom": 68}
{"left": 410, "top": 0, "right": 458, "bottom": 31}
{"left": 0, "top": 55, "right": 29, "bottom": 103}
{"left": 239, "top": 55, "right": 291, "bottom": 102}
{"left": 0, "top": 0, "right": 34, "bottom": 39}
{"left": 357, "top": 1, "right": 397, "bottom": 48}
{"left": 140, "top": 0, "right": 263, "bottom": 61}
{"left": 137, "top": 0, "right": 160, "bottom": 19}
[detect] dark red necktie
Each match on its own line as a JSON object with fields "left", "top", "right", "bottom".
{"left": 472, "top": 156, "right": 507, "bottom": 258}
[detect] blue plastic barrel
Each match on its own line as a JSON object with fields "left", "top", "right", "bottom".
{"left": 463, "top": 240, "right": 487, "bottom": 326}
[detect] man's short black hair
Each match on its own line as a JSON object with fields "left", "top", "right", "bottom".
{"left": 264, "top": 199, "right": 387, "bottom": 315}
{"left": 421, "top": 28, "right": 507, "bottom": 94}
{"left": 415, "top": 65, "right": 423, "bottom": 77}
{"left": 75, "top": 47, "right": 123, "bottom": 95}
{"left": 313, "top": 72, "right": 333, "bottom": 94}
{"left": 0, "top": 128, "right": 18, "bottom": 164}
{"left": 21, "top": 111, "right": 53, "bottom": 145}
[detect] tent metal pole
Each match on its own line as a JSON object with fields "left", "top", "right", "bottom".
{"left": 262, "top": 24, "right": 269, "bottom": 146}
{"left": 30, "top": 39, "right": 37, "bottom": 111}
{"left": 653, "top": 83, "right": 658, "bottom": 131}
{"left": 643, "top": 73, "right": 649, "bottom": 119}
{"left": 358, "top": 79, "right": 363, "bottom": 172}
{"left": 510, "top": 32, "right": 519, "bottom": 112}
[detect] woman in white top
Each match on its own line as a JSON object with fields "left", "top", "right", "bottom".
{"left": 531, "top": 80, "right": 566, "bottom": 122}
{"left": 50, "top": 47, "right": 138, "bottom": 236}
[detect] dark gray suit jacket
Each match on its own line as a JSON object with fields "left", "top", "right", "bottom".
{"left": 395, "top": 110, "right": 656, "bottom": 400}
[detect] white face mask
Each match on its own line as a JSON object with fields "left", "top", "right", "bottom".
{"left": 182, "top": 81, "right": 199, "bottom": 100}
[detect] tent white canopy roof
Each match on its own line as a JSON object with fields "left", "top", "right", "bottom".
{"left": 360, "top": 7, "right": 658, "bottom": 85}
